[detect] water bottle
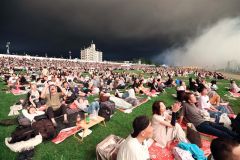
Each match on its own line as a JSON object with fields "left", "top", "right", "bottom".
{"left": 92, "top": 110, "right": 97, "bottom": 120}
{"left": 76, "top": 114, "right": 81, "bottom": 126}
{"left": 85, "top": 113, "right": 90, "bottom": 124}
{"left": 74, "top": 85, "right": 79, "bottom": 94}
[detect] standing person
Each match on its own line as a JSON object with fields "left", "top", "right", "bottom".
{"left": 41, "top": 82, "right": 68, "bottom": 127}
{"left": 117, "top": 115, "right": 153, "bottom": 160}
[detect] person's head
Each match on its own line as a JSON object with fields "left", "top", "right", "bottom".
{"left": 28, "top": 106, "right": 37, "bottom": 114}
{"left": 211, "top": 80, "right": 217, "bottom": 85}
{"left": 211, "top": 138, "right": 240, "bottom": 160}
{"left": 152, "top": 101, "right": 166, "bottom": 115}
{"left": 63, "top": 81, "right": 69, "bottom": 88}
{"left": 135, "top": 78, "right": 139, "bottom": 83}
{"left": 49, "top": 84, "right": 57, "bottom": 93}
{"left": 185, "top": 93, "right": 197, "bottom": 104}
{"left": 199, "top": 86, "right": 208, "bottom": 95}
{"left": 230, "top": 79, "right": 234, "bottom": 84}
{"left": 44, "top": 75, "right": 48, "bottom": 80}
{"left": 131, "top": 115, "right": 153, "bottom": 140}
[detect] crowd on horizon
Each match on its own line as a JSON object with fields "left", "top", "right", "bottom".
{"left": 1, "top": 56, "right": 240, "bottom": 160}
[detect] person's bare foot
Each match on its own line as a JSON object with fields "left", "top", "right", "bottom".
{"left": 52, "top": 121, "right": 57, "bottom": 127}
{"left": 63, "top": 119, "right": 69, "bottom": 124}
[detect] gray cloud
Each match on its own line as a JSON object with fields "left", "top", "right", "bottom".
{"left": 1, "top": 0, "right": 240, "bottom": 60}
{"left": 154, "top": 17, "right": 240, "bottom": 69}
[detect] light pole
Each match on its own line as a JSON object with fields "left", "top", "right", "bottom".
{"left": 69, "top": 51, "right": 72, "bottom": 59}
{"left": 6, "top": 42, "right": 10, "bottom": 54}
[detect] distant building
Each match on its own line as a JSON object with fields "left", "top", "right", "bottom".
{"left": 80, "top": 42, "right": 102, "bottom": 62}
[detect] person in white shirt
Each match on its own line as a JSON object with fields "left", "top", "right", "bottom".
{"left": 198, "top": 86, "right": 228, "bottom": 123}
{"left": 117, "top": 115, "right": 153, "bottom": 160}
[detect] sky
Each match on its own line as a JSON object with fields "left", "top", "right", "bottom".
{"left": 1, "top": 0, "right": 240, "bottom": 62}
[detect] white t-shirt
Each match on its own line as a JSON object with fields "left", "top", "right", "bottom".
{"left": 198, "top": 95, "right": 211, "bottom": 110}
{"left": 117, "top": 135, "right": 150, "bottom": 160}
{"left": 9, "top": 76, "right": 17, "bottom": 84}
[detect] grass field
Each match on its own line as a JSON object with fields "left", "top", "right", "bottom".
{"left": 0, "top": 77, "right": 240, "bottom": 160}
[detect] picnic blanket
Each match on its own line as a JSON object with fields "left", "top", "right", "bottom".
{"left": 11, "top": 89, "right": 28, "bottom": 95}
{"left": 229, "top": 91, "right": 240, "bottom": 98}
{"left": 52, "top": 126, "right": 82, "bottom": 144}
{"left": 116, "top": 97, "right": 148, "bottom": 113}
{"left": 149, "top": 139, "right": 211, "bottom": 160}
{"left": 8, "top": 104, "right": 23, "bottom": 116}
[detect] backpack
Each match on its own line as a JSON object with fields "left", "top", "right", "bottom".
{"left": 99, "top": 101, "right": 115, "bottom": 121}
{"left": 100, "top": 101, "right": 115, "bottom": 114}
{"left": 32, "top": 119, "right": 56, "bottom": 140}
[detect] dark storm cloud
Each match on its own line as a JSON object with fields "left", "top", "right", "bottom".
{"left": 1, "top": 0, "right": 240, "bottom": 60}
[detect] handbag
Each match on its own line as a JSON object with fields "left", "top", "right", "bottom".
{"left": 186, "top": 123, "right": 202, "bottom": 148}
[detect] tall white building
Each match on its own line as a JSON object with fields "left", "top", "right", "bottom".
{"left": 80, "top": 43, "right": 102, "bottom": 62}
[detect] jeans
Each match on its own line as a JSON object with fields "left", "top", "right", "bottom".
{"left": 196, "top": 121, "right": 239, "bottom": 139}
{"left": 83, "top": 101, "right": 100, "bottom": 114}
{"left": 208, "top": 106, "right": 229, "bottom": 123}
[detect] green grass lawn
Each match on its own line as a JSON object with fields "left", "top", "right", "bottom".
{"left": 0, "top": 77, "right": 240, "bottom": 160}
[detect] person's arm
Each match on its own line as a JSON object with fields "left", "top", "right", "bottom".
{"left": 170, "top": 112, "right": 177, "bottom": 126}
{"left": 210, "top": 106, "right": 219, "bottom": 112}
{"left": 40, "top": 83, "right": 49, "bottom": 99}
{"left": 56, "top": 83, "right": 66, "bottom": 95}
{"left": 178, "top": 104, "right": 185, "bottom": 124}
{"left": 171, "top": 102, "right": 182, "bottom": 126}
{"left": 158, "top": 119, "right": 173, "bottom": 128}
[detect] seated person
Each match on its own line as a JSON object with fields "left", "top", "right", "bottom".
{"left": 230, "top": 80, "right": 240, "bottom": 93}
{"left": 19, "top": 74, "right": 28, "bottom": 85}
{"left": 26, "top": 83, "right": 41, "bottom": 108}
{"left": 41, "top": 82, "right": 68, "bottom": 127}
{"left": 198, "top": 86, "right": 228, "bottom": 123}
{"left": 150, "top": 79, "right": 164, "bottom": 93}
{"left": 62, "top": 81, "right": 76, "bottom": 104}
{"left": 73, "top": 92, "right": 100, "bottom": 114}
{"left": 8, "top": 73, "right": 18, "bottom": 86}
{"left": 132, "top": 78, "right": 140, "bottom": 93}
{"left": 164, "top": 74, "right": 175, "bottom": 87}
{"left": 189, "top": 77, "right": 198, "bottom": 92}
{"left": 99, "top": 90, "right": 110, "bottom": 102}
{"left": 152, "top": 100, "right": 188, "bottom": 148}
{"left": 117, "top": 115, "right": 153, "bottom": 160}
{"left": 179, "top": 93, "right": 240, "bottom": 140}
{"left": 137, "top": 80, "right": 151, "bottom": 96}
{"left": 210, "top": 138, "right": 240, "bottom": 160}
{"left": 116, "top": 77, "right": 126, "bottom": 89}
{"left": 208, "top": 91, "right": 221, "bottom": 107}
{"left": 176, "top": 80, "right": 187, "bottom": 102}
{"left": 210, "top": 80, "right": 218, "bottom": 91}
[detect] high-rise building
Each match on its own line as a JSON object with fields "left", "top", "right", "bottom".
{"left": 80, "top": 42, "right": 102, "bottom": 62}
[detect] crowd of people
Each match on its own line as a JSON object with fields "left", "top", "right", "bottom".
{"left": 1, "top": 56, "right": 240, "bottom": 160}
